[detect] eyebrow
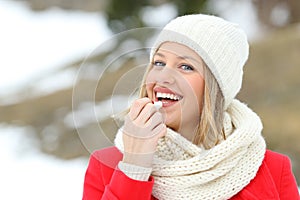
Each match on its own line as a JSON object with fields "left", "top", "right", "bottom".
{"left": 154, "top": 52, "right": 202, "bottom": 64}
{"left": 177, "top": 55, "right": 201, "bottom": 64}
{"left": 154, "top": 52, "right": 165, "bottom": 58}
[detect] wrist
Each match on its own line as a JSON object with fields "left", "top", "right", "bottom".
{"left": 123, "top": 152, "right": 154, "bottom": 168}
{"left": 118, "top": 161, "right": 152, "bottom": 181}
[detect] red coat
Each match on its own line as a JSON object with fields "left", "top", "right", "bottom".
{"left": 82, "top": 147, "right": 299, "bottom": 200}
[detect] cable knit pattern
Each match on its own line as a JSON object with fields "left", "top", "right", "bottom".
{"left": 114, "top": 99, "right": 266, "bottom": 200}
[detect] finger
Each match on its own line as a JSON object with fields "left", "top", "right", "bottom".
{"left": 128, "top": 98, "right": 151, "bottom": 120}
{"left": 152, "top": 123, "right": 167, "bottom": 139}
{"left": 136, "top": 103, "right": 157, "bottom": 124}
{"left": 146, "top": 111, "right": 164, "bottom": 130}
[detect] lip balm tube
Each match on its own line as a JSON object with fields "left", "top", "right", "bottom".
{"left": 154, "top": 101, "right": 163, "bottom": 110}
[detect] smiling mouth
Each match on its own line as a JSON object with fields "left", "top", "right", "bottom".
{"left": 156, "top": 92, "right": 182, "bottom": 101}
{"left": 153, "top": 87, "right": 183, "bottom": 107}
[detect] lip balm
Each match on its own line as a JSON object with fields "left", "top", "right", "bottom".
{"left": 154, "top": 101, "right": 163, "bottom": 110}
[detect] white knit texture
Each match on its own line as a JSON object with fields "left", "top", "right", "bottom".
{"left": 118, "top": 161, "right": 152, "bottom": 181}
{"left": 115, "top": 99, "right": 266, "bottom": 200}
{"left": 150, "top": 14, "right": 249, "bottom": 109}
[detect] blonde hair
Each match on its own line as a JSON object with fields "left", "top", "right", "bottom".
{"left": 138, "top": 62, "right": 226, "bottom": 149}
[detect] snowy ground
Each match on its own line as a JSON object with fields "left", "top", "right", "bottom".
{"left": 0, "top": 124, "right": 88, "bottom": 199}
{"left": 0, "top": 0, "right": 109, "bottom": 199}
{"left": 0, "top": 0, "right": 111, "bottom": 97}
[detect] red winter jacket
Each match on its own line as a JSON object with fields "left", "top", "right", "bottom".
{"left": 82, "top": 147, "right": 299, "bottom": 200}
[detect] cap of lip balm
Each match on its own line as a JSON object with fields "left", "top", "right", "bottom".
{"left": 154, "top": 101, "right": 163, "bottom": 110}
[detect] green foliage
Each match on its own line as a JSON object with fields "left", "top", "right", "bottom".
{"left": 106, "top": 0, "right": 148, "bottom": 32}
{"left": 172, "top": 0, "right": 209, "bottom": 16}
{"left": 105, "top": 0, "right": 210, "bottom": 33}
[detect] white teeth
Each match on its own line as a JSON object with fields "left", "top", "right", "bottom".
{"left": 156, "top": 92, "right": 181, "bottom": 100}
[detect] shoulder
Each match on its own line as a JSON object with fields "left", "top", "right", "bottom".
{"left": 263, "top": 149, "right": 293, "bottom": 181}
{"left": 264, "top": 149, "right": 290, "bottom": 164}
{"left": 262, "top": 150, "right": 289, "bottom": 181}
{"left": 233, "top": 150, "right": 299, "bottom": 199}
{"left": 91, "top": 146, "right": 123, "bottom": 169}
{"left": 248, "top": 150, "right": 299, "bottom": 199}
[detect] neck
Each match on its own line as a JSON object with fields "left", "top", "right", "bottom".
{"left": 177, "top": 122, "right": 199, "bottom": 142}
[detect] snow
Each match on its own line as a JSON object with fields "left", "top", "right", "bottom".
{"left": 0, "top": 124, "right": 88, "bottom": 200}
{"left": 65, "top": 95, "right": 132, "bottom": 128}
{"left": 0, "top": 0, "right": 108, "bottom": 199}
{"left": 208, "top": 0, "right": 263, "bottom": 41}
{"left": 0, "top": 0, "right": 111, "bottom": 97}
{"left": 141, "top": 3, "right": 177, "bottom": 27}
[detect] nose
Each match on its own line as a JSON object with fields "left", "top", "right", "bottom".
{"left": 156, "top": 66, "right": 175, "bottom": 85}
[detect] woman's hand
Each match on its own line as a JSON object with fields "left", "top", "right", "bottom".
{"left": 122, "top": 97, "right": 166, "bottom": 168}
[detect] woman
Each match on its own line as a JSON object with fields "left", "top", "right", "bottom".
{"left": 82, "top": 14, "right": 299, "bottom": 199}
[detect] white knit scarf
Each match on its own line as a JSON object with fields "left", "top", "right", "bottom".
{"left": 114, "top": 99, "right": 266, "bottom": 200}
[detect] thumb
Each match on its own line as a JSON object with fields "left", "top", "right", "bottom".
{"left": 157, "top": 123, "right": 167, "bottom": 138}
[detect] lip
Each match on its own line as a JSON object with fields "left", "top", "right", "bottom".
{"left": 153, "top": 86, "right": 183, "bottom": 107}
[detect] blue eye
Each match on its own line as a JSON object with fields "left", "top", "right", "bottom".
{"left": 180, "top": 64, "right": 194, "bottom": 71}
{"left": 153, "top": 61, "right": 166, "bottom": 67}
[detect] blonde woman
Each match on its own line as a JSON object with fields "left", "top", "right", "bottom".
{"left": 82, "top": 14, "right": 299, "bottom": 200}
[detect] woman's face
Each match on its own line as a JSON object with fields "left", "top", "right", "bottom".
{"left": 146, "top": 42, "right": 205, "bottom": 139}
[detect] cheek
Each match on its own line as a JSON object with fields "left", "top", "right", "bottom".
{"left": 187, "top": 75, "right": 205, "bottom": 105}
{"left": 145, "top": 70, "right": 155, "bottom": 97}
{"left": 195, "top": 81, "right": 205, "bottom": 108}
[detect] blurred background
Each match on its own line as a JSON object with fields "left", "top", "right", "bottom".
{"left": 0, "top": 0, "right": 299, "bottom": 199}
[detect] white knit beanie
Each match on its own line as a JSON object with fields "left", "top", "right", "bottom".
{"left": 150, "top": 14, "right": 249, "bottom": 109}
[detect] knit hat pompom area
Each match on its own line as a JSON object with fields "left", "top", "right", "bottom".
{"left": 150, "top": 14, "right": 249, "bottom": 109}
